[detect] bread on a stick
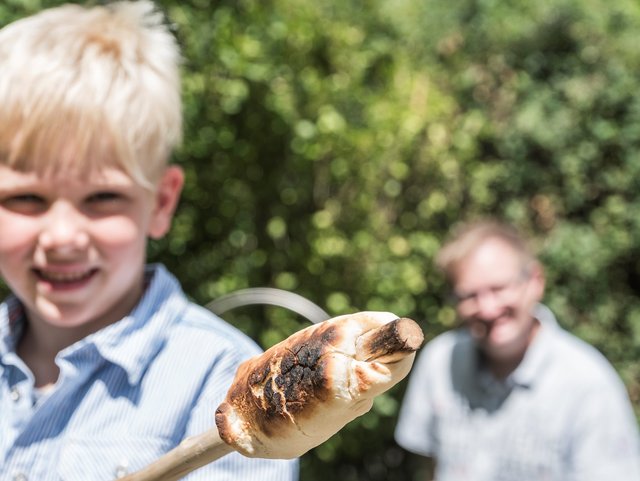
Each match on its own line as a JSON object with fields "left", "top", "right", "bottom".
{"left": 118, "top": 312, "right": 423, "bottom": 481}
{"left": 215, "top": 311, "right": 422, "bottom": 459}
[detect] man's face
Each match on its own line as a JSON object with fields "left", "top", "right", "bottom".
{"left": 452, "top": 237, "right": 544, "bottom": 360}
{"left": 0, "top": 164, "right": 182, "bottom": 336}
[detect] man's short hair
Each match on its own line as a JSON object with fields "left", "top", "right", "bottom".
{"left": 436, "top": 219, "right": 536, "bottom": 283}
{"left": 0, "top": 1, "right": 182, "bottom": 188}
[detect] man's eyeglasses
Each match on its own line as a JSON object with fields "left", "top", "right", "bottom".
{"left": 451, "top": 271, "right": 530, "bottom": 313}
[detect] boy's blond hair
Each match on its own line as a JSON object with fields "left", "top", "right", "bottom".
{"left": 436, "top": 219, "right": 536, "bottom": 284}
{"left": 0, "top": 1, "right": 182, "bottom": 188}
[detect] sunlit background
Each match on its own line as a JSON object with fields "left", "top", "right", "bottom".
{"left": 2, "top": 0, "right": 639, "bottom": 479}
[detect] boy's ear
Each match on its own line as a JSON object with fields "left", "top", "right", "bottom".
{"left": 148, "top": 165, "right": 184, "bottom": 239}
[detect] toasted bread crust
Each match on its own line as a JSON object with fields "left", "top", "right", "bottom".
{"left": 216, "top": 321, "right": 338, "bottom": 445}
{"left": 215, "top": 312, "right": 418, "bottom": 458}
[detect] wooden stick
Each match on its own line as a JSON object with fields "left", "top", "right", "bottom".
{"left": 355, "top": 317, "right": 424, "bottom": 363}
{"left": 117, "top": 429, "right": 233, "bottom": 481}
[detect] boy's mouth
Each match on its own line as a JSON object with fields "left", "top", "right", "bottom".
{"left": 33, "top": 268, "right": 98, "bottom": 286}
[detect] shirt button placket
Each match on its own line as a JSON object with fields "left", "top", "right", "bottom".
{"left": 10, "top": 386, "right": 21, "bottom": 402}
{"left": 114, "top": 461, "right": 130, "bottom": 478}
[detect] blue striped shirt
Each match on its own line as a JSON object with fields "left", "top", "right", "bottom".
{"left": 0, "top": 264, "right": 299, "bottom": 481}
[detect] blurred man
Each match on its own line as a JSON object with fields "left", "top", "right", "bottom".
{"left": 395, "top": 219, "right": 640, "bottom": 481}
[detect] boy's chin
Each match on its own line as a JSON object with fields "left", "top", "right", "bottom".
{"left": 31, "top": 299, "right": 91, "bottom": 329}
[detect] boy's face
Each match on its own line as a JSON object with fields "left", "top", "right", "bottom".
{"left": 0, "top": 163, "right": 183, "bottom": 334}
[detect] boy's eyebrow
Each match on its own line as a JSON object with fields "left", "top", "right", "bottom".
{"left": 0, "top": 177, "right": 43, "bottom": 190}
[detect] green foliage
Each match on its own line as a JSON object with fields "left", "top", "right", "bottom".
{"left": 386, "top": 0, "right": 640, "bottom": 416}
{"left": 2, "top": 1, "right": 640, "bottom": 480}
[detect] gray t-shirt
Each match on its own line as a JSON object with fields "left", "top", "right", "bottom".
{"left": 395, "top": 304, "right": 640, "bottom": 481}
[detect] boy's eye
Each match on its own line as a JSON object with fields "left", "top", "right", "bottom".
{"left": 86, "top": 191, "right": 123, "bottom": 203}
{"left": 1, "top": 194, "right": 47, "bottom": 214}
{"left": 84, "top": 191, "right": 130, "bottom": 215}
{"left": 10, "top": 194, "right": 45, "bottom": 203}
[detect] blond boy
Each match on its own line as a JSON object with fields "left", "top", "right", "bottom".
{"left": 0, "top": 2, "right": 297, "bottom": 480}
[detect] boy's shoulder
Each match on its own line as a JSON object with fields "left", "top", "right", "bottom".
{"left": 139, "top": 264, "right": 263, "bottom": 360}
{"left": 175, "top": 301, "right": 263, "bottom": 357}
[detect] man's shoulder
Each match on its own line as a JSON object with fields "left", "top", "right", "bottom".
{"left": 544, "top": 319, "right": 625, "bottom": 390}
{"left": 536, "top": 304, "right": 615, "bottom": 375}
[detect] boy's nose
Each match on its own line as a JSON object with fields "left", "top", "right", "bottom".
{"left": 38, "top": 202, "right": 90, "bottom": 252}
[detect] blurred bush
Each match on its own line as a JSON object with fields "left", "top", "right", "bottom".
{"left": 2, "top": 0, "right": 640, "bottom": 480}
{"left": 385, "top": 0, "right": 640, "bottom": 414}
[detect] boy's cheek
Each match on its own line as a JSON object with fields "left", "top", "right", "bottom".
{"left": 93, "top": 217, "right": 145, "bottom": 244}
{"left": 0, "top": 214, "right": 38, "bottom": 252}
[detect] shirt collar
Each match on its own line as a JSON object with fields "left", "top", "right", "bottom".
{"left": 69, "top": 264, "right": 189, "bottom": 385}
{"left": 0, "top": 296, "right": 27, "bottom": 356}
{"left": 472, "top": 303, "right": 558, "bottom": 391}
{"left": 508, "top": 303, "right": 558, "bottom": 387}
{"left": 0, "top": 264, "right": 189, "bottom": 386}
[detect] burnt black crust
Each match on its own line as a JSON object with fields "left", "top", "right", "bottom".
{"left": 269, "top": 325, "right": 336, "bottom": 416}
{"left": 219, "top": 320, "right": 346, "bottom": 440}
{"left": 362, "top": 318, "right": 415, "bottom": 359}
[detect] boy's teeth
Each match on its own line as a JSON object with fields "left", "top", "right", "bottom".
{"left": 41, "top": 270, "right": 91, "bottom": 282}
